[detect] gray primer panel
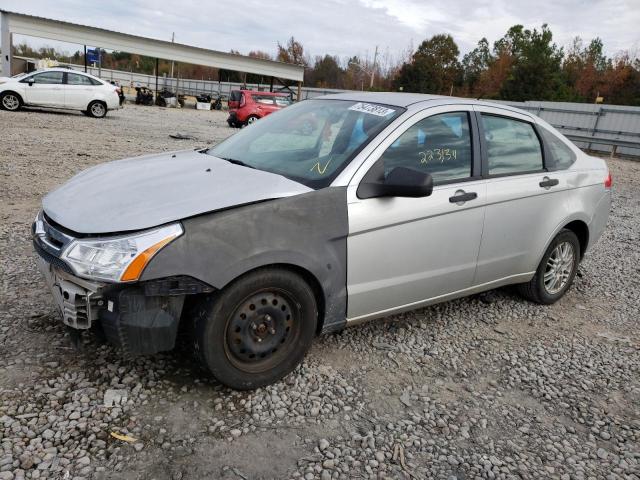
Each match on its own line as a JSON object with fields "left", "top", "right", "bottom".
{"left": 141, "top": 187, "right": 349, "bottom": 333}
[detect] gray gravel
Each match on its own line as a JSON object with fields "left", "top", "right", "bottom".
{"left": 0, "top": 104, "right": 639, "bottom": 480}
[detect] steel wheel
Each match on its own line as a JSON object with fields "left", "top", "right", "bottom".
{"left": 1, "top": 93, "right": 20, "bottom": 111}
{"left": 89, "top": 102, "right": 106, "bottom": 117}
{"left": 543, "top": 241, "right": 575, "bottom": 294}
{"left": 224, "top": 289, "right": 299, "bottom": 374}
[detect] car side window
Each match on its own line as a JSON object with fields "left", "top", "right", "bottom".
{"left": 67, "top": 73, "right": 95, "bottom": 86}
{"left": 28, "top": 72, "right": 64, "bottom": 85}
{"left": 539, "top": 127, "right": 577, "bottom": 169}
{"left": 378, "top": 112, "right": 473, "bottom": 184}
{"left": 481, "top": 115, "right": 543, "bottom": 175}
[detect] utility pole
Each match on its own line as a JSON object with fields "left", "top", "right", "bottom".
{"left": 370, "top": 45, "right": 378, "bottom": 89}
{"left": 170, "top": 32, "right": 175, "bottom": 87}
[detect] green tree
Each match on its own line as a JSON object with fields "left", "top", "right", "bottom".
{"left": 462, "top": 38, "right": 492, "bottom": 94}
{"left": 393, "top": 34, "right": 462, "bottom": 95}
{"left": 495, "top": 24, "right": 564, "bottom": 101}
{"left": 307, "top": 55, "right": 344, "bottom": 88}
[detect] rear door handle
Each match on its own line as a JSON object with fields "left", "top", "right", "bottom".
{"left": 539, "top": 177, "right": 559, "bottom": 189}
{"left": 449, "top": 191, "right": 478, "bottom": 204}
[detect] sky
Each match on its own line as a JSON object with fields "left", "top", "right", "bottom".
{"left": 1, "top": 0, "right": 639, "bottom": 65}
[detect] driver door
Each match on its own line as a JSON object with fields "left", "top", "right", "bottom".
{"left": 22, "top": 71, "right": 65, "bottom": 106}
{"left": 346, "top": 105, "right": 486, "bottom": 321}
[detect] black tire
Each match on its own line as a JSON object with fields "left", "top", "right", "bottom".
{"left": 0, "top": 91, "right": 22, "bottom": 111}
{"left": 87, "top": 101, "right": 107, "bottom": 118}
{"left": 518, "top": 229, "right": 580, "bottom": 304}
{"left": 193, "top": 268, "right": 317, "bottom": 390}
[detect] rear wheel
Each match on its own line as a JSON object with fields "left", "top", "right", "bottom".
{"left": 193, "top": 268, "right": 317, "bottom": 390}
{"left": 518, "top": 229, "right": 580, "bottom": 304}
{"left": 0, "top": 92, "right": 22, "bottom": 111}
{"left": 87, "top": 101, "right": 107, "bottom": 118}
{"left": 246, "top": 114, "right": 260, "bottom": 126}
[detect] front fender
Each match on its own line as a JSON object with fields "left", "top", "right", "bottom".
{"left": 141, "top": 187, "right": 349, "bottom": 332}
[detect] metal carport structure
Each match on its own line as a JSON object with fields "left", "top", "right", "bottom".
{"left": 0, "top": 10, "right": 305, "bottom": 97}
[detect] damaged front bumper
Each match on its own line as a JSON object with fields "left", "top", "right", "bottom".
{"left": 33, "top": 214, "right": 214, "bottom": 355}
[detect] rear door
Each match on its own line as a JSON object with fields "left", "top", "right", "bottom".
{"left": 347, "top": 105, "right": 486, "bottom": 321}
{"left": 65, "top": 73, "right": 97, "bottom": 109}
{"left": 473, "top": 105, "right": 570, "bottom": 285}
{"left": 22, "top": 71, "right": 65, "bottom": 106}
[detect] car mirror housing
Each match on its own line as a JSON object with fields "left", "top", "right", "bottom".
{"left": 358, "top": 166, "right": 433, "bottom": 199}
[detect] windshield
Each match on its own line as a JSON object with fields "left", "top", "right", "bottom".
{"left": 208, "top": 99, "right": 404, "bottom": 189}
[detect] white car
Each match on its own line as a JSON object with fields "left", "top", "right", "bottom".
{"left": 0, "top": 68, "right": 120, "bottom": 118}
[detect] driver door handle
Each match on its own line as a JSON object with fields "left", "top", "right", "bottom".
{"left": 539, "top": 177, "right": 559, "bottom": 189}
{"left": 449, "top": 191, "right": 477, "bottom": 204}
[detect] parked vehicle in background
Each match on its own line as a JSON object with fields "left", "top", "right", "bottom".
{"left": 0, "top": 68, "right": 120, "bottom": 118}
{"left": 33, "top": 93, "right": 611, "bottom": 390}
{"left": 135, "top": 86, "right": 154, "bottom": 106}
{"left": 227, "top": 90, "right": 293, "bottom": 127}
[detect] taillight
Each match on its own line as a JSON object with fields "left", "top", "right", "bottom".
{"left": 604, "top": 172, "right": 612, "bottom": 188}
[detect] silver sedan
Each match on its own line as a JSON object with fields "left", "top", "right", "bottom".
{"left": 33, "top": 93, "right": 611, "bottom": 389}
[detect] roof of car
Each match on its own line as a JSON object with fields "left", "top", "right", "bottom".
{"left": 28, "top": 67, "right": 103, "bottom": 79}
{"left": 235, "top": 90, "right": 289, "bottom": 96}
{"left": 315, "top": 91, "right": 531, "bottom": 117}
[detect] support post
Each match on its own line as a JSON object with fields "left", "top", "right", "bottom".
{"left": 155, "top": 58, "right": 159, "bottom": 103}
{"left": 269, "top": 76, "right": 274, "bottom": 92}
{"left": 297, "top": 81, "right": 302, "bottom": 102}
{"left": 83, "top": 45, "right": 87, "bottom": 72}
{"left": 1, "top": 12, "right": 13, "bottom": 76}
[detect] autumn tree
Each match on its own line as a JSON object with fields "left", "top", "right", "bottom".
{"left": 276, "top": 37, "right": 307, "bottom": 66}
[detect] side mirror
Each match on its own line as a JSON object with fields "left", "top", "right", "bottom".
{"left": 358, "top": 166, "right": 434, "bottom": 199}
{"left": 28, "top": 79, "right": 34, "bottom": 86}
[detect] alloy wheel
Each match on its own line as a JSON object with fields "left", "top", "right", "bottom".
{"left": 2, "top": 94, "right": 19, "bottom": 111}
{"left": 543, "top": 241, "right": 575, "bottom": 294}
{"left": 91, "top": 103, "right": 106, "bottom": 117}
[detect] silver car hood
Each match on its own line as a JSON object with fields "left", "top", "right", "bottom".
{"left": 43, "top": 149, "right": 312, "bottom": 234}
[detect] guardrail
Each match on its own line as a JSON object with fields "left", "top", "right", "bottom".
{"left": 564, "top": 133, "right": 640, "bottom": 159}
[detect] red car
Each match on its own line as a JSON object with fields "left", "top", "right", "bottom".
{"left": 227, "top": 90, "right": 293, "bottom": 127}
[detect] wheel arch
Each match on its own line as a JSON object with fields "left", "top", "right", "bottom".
{"left": 87, "top": 98, "right": 107, "bottom": 109}
{"left": 563, "top": 219, "right": 589, "bottom": 260}
{"left": 537, "top": 215, "right": 591, "bottom": 267}
{"left": 1, "top": 90, "right": 24, "bottom": 106}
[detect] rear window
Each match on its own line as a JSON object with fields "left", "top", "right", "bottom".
{"left": 252, "top": 95, "right": 276, "bottom": 105}
{"left": 67, "top": 73, "right": 95, "bottom": 86}
{"left": 229, "top": 91, "right": 242, "bottom": 102}
{"left": 539, "top": 127, "right": 577, "bottom": 170}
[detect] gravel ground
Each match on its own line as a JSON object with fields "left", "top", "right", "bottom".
{"left": 0, "top": 104, "right": 639, "bottom": 480}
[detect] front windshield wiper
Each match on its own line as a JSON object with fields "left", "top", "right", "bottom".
{"left": 217, "top": 157, "right": 256, "bottom": 170}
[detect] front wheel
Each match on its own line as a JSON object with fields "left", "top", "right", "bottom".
{"left": 0, "top": 92, "right": 22, "bottom": 111}
{"left": 87, "top": 101, "right": 107, "bottom": 118}
{"left": 518, "top": 229, "right": 580, "bottom": 304}
{"left": 193, "top": 268, "right": 318, "bottom": 390}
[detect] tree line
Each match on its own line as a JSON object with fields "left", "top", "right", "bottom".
{"left": 11, "top": 23, "right": 640, "bottom": 105}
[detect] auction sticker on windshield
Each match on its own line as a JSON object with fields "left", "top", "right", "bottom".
{"left": 348, "top": 102, "right": 396, "bottom": 116}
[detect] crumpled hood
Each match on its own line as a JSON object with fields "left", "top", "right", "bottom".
{"left": 43, "top": 149, "right": 312, "bottom": 234}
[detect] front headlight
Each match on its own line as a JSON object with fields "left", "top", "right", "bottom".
{"left": 61, "top": 223, "right": 183, "bottom": 282}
